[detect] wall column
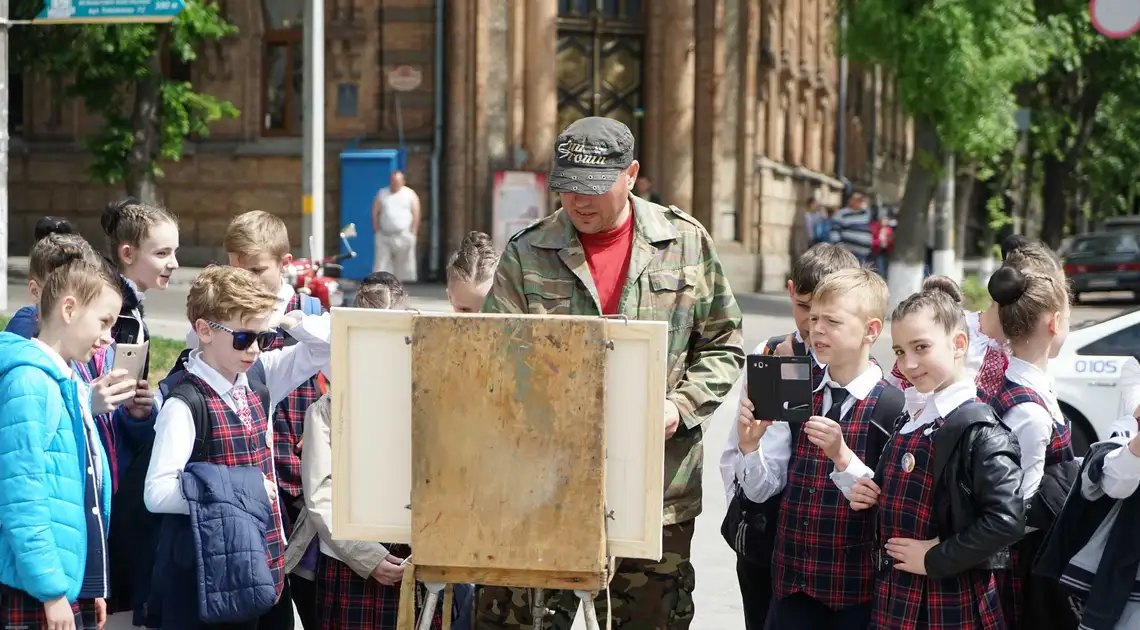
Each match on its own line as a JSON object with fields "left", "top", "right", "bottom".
{"left": 444, "top": 0, "right": 475, "bottom": 255}
{"left": 654, "top": 1, "right": 695, "bottom": 212}
{"left": 522, "top": 0, "right": 558, "bottom": 172}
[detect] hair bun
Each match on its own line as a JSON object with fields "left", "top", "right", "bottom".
{"left": 921, "top": 274, "right": 963, "bottom": 304}
{"left": 988, "top": 265, "right": 1028, "bottom": 306}
{"left": 1000, "top": 235, "right": 1033, "bottom": 261}
{"left": 461, "top": 231, "right": 493, "bottom": 250}
{"left": 100, "top": 197, "right": 139, "bottom": 235}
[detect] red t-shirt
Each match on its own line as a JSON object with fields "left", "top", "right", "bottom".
{"left": 579, "top": 212, "right": 635, "bottom": 315}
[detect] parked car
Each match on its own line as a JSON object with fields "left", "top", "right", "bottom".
{"left": 1063, "top": 232, "right": 1140, "bottom": 303}
{"left": 1051, "top": 306, "right": 1140, "bottom": 454}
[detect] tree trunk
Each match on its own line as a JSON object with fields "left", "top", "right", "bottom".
{"left": 1040, "top": 152, "right": 1067, "bottom": 248}
{"left": 125, "top": 28, "right": 167, "bottom": 206}
{"left": 954, "top": 164, "right": 976, "bottom": 263}
{"left": 887, "top": 117, "right": 942, "bottom": 308}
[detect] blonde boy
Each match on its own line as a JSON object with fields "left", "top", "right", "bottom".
{"left": 736, "top": 268, "right": 904, "bottom": 628}
{"left": 146, "top": 265, "right": 331, "bottom": 627}
{"left": 221, "top": 210, "right": 325, "bottom": 628}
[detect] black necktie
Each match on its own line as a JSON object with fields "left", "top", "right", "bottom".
{"left": 827, "top": 386, "right": 850, "bottom": 422}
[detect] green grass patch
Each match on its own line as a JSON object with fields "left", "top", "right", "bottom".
{"left": 0, "top": 314, "right": 182, "bottom": 387}
{"left": 961, "top": 275, "right": 992, "bottom": 313}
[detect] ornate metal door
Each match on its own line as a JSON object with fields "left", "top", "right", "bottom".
{"left": 556, "top": 0, "right": 644, "bottom": 157}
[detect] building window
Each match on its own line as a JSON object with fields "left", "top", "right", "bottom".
{"left": 9, "top": 73, "right": 23, "bottom": 136}
{"left": 262, "top": 0, "right": 304, "bottom": 136}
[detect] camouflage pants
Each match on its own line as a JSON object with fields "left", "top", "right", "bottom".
{"left": 473, "top": 521, "right": 696, "bottom": 630}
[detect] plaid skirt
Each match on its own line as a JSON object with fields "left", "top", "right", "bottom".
{"left": 0, "top": 585, "right": 99, "bottom": 630}
{"left": 316, "top": 551, "right": 443, "bottom": 630}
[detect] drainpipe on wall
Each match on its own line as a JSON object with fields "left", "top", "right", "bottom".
{"left": 835, "top": 12, "right": 848, "bottom": 182}
{"left": 428, "top": 0, "right": 445, "bottom": 279}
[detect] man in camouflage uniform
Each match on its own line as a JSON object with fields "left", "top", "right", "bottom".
{"left": 475, "top": 117, "right": 745, "bottom": 630}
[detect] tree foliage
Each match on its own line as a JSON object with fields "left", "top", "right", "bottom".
{"left": 840, "top": 0, "right": 1052, "bottom": 159}
{"left": 13, "top": 0, "right": 239, "bottom": 202}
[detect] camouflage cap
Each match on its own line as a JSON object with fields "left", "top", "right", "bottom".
{"left": 550, "top": 117, "right": 635, "bottom": 195}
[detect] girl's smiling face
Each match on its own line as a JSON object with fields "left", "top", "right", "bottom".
{"left": 892, "top": 308, "right": 968, "bottom": 394}
{"left": 121, "top": 219, "right": 180, "bottom": 292}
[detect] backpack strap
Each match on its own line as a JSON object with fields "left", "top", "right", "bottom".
{"left": 167, "top": 378, "right": 212, "bottom": 463}
{"left": 865, "top": 383, "right": 905, "bottom": 472}
{"left": 246, "top": 360, "right": 272, "bottom": 413}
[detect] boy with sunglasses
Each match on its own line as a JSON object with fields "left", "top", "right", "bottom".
{"left": 144, "top": 265, "right": 331, "bottom": 629}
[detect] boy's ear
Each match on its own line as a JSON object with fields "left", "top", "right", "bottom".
{"left": 193, "top": 318, "right": 212, "bottom": 343}
{"left": 865, "top": 317, "right": 883, "bottom": 345}
{"left": 280, "top": 253, "right": 293, "bottom": 267}
{"left": 786, "top": 280, "right": 795, "bottom": 300}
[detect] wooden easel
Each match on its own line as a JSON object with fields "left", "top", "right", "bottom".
{"left": 329, "top": 310, "right": 667, "bottom": 630}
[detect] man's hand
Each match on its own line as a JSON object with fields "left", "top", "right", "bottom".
{"left": 848, "top": 477, "right": 880, "bottom": 511}
{"left": 737, "top": 398, "right": 771, "bottom": 454}
{"left": 885, "top": 537, "right": 939, "bottom": 575}
{"left": 773, "top": 334, "right": 796, "bottom": 357}
{"left": 664, "top": 399, "right": 681, "bottom": 439}
{"left": 95, "top": 597, "right": 107, "bottom": 629}
{"left": 371, "top": 558, "right": 405, "bottom": 586}
{"left": 44, "top": 595, "right": 75, "bottom": 630}
{"left": 803, "top": 416, "right": 852, "bottom": 468}
{"left": 90, "top": 369, "right": 137, "bottom": 415}
{"left": 126, "top": 380, "right": 156, "bottom": 419}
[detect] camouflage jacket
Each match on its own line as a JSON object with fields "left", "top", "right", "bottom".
{"left": 482, "top": 195, "right": 745, "bottom": 525}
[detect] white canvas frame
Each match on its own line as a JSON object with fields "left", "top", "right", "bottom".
{"left": 330, "top": 308, "right": 666, "bottom": 560}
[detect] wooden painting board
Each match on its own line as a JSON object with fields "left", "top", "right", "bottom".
{"left": 330, "top": 308, "right": 666, "bottom": 561}
{"left": 409, "top": 315, "right": 608, "bottom": 575}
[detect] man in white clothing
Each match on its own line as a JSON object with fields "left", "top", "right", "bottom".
{"left": 371, "top": 170, "right": 420, "bottom": 282}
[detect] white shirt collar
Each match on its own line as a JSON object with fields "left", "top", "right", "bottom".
{"left": 186, "top": 349, "right": 251, "bottom": 398}
{"left": 815, "top": 362, "right": 883, "bottom": 400}
{"left": 1006, "top": 355, "right": 1063, "bottom": 422}
{"left": 275, "top": 283, "right": 296, "bottom": 315}
{"left": 31, "top": 337, "right": 73, "bottom": 379}
{"left": 905, "top": 379, "right": 978, "bottom": 433}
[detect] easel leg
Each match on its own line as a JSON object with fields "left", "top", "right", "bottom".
{"left": 574, "top": 591, "right": 600, "bottom": 630}
{"left": 531, "top": 588, "right": 546, "bottom": 630}
{"left": 442, "top": 584, "right": 454, "bottom": 630}
{"left": 418, "top": 582, "right": 446, "bottom": 630}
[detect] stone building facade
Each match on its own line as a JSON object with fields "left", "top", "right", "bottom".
{"left": 9, "top": 0, "right": 910, "bottom": 291}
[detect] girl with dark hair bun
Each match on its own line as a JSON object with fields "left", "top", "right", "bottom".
{"left": 985, "top": 245, "right": 1078, "bottom": 630}
{"left": 446, "top": 231, "right": 500, "bottom": 313}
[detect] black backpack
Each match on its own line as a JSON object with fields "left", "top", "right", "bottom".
{"left": 107, "top": 350, "right": 274, "bottom": 618}
{"left": 720, "top": 334, "right": 904, "bottom": 562}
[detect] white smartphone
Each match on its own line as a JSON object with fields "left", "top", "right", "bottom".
{"left": 114, "top": 341, "right": 149, "bottom": 382}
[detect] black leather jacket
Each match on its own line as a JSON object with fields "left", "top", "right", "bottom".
{"left": 924, "top": 402, "right": 1026, "bottom": 580}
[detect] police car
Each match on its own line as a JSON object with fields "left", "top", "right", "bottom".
{"left": 1050, "top": 306, "right": 1140, "bottom": 454}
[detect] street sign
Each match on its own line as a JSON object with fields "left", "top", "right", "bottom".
{"left": 36, "top": 0, "right": 185, "bottom": 24}
{"left": 387, "top": 65, "right": 422, "bottom": 92}
{"left": 1090, "top": 0, "right": 1140, "bottom": 39}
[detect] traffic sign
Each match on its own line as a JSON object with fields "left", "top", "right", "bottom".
{"left": 387, "top": 65, "right": 423, "bottom": 92}
{"left": 1090, "top": 0, "right": 1140, "bottom": 39}
{"left": 36, "top": 0, "right": 186, "bottom": 24}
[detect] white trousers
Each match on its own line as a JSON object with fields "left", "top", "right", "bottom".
{"left": 373, "top": 230, "right": 418, "bottom": 282}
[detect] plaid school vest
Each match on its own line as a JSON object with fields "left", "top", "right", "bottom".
{"left": 264, "top": 293, "right": 323, "bottom": 511}
{"left": 772, "top": 381, "right": 888, "bottom": 609}
{"left": 989, "top": 379, "right": 1072, "bottom": 465}
{"left": 186, "top": 373, "right": 287, "bottom": 598}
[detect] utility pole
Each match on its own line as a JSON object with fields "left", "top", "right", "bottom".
{"left": 302, "top": 0, "right": 325, "bottom": 261}
{"left": 932, "top": 153, "right": 957, "bottom": 280}
{"left": 0, "top": 0, "right": 9, "bottom": 313}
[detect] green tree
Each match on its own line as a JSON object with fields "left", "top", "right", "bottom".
{"left": 14, "top": 0, "right": 239, "bottom": 205}
{"left": 838, "top": 0, "right": 1052, "bottom": 297}
{"left": 1027, "top": 0, "right": 1140, "bottom": 245}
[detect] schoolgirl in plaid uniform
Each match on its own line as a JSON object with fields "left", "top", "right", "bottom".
{"left": 146, "top": 266, "right": 333, "bottom": 629}
{"left": 983, "top": 244, "right": 1077, "bottom": 630}
{"left": 736, "top": 268, "right": 903, "bottom": 628}
{"left": 0, "top": 254, "right": 123, "bottom": 629}
{"left": 835, "top": 280, "right": 1025, "bottom": 630}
